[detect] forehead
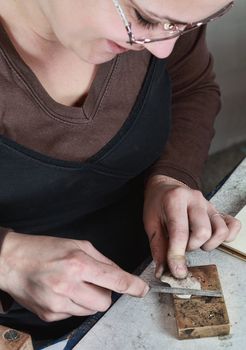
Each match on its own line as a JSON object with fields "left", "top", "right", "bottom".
{"left": 132, "top": 0, "right": 231, "bottom": 21}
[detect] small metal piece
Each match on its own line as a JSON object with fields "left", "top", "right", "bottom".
{"left": 3, "top": 329, "right": 21, "bottom": 342}
{"left": 149, "top": 281, "right": 223, "bottom": 298}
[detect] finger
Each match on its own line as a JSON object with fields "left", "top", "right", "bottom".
{"left": 187, "top": 206, "right": 212, "bottom": 251}
{"left": 164, "top": 196, "right": 189, "bottom": 278}
{"left": 65, "top": 299, "right": 99, "bottom": 316}
{"left": 38, "top": 293, "right": 98, "bottom": 318}
{"left": 68, "top": 283, "right": 112, "bottom": 313}
{"left": 39, "top": 309, "right": 96, "bottom": 322}
{"left": 223, "top": 215, "right": 241, "bottom": 242}
{"left": 167, "top": 255, "right": 187, "bottom": 280}
{"left": 146, "top": 223, "right": 168, "bottom": 279}
{"left": 202, "top": 213, "right": 229, "bottom": 251}
{"left": 82, "top": 258, "right": 149, "bottom": 297}
{"left": 29, "top": 297, "right": 73, "bottom": 322}
{"left": 151, "top": 231, "right": 168, "bottom": 279}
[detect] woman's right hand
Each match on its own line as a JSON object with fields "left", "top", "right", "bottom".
{"left": 0, "top": 229, "right": 149, "bottom": 322}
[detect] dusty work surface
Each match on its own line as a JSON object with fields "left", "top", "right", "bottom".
{"left": 75, "top": 158, "right": 246, "bottom": 350}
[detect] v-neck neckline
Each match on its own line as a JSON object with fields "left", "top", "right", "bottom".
{"left": 0, "top": 21, "right": 119, "bottom": 123}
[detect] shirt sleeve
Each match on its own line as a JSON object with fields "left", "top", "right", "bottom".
{"left": 147, "top": 26, "right": 221, "bottom": 189}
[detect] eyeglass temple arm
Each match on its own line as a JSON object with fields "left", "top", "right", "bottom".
{"left": 189, "top": 1, "right": 234, "bottom": 27}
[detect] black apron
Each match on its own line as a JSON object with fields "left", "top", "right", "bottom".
{"left": 0, "top": 56, "right": 171, "bottom": 339}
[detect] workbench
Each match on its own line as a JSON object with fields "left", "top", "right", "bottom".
{"left": 71, "top": 158, "right": 246, "bottom": 350}
{"left": 43, "top": 158, "right": 246, "bottom": 350}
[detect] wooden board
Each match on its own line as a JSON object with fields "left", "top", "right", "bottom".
{"left": 219, "top": 204, "right": 246, "bottom": 261}
{"left": 173, "top": 265, "right": 230, "bottom": 340}
{"left": 0, "top": 326, "right": 33, "bottom": 350}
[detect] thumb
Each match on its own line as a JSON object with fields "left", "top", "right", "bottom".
{"left": 167, "top": 252, "right": 188, "bottom": 279}
{"left": 165, "top": 210, "right": 189, "bottom": 279}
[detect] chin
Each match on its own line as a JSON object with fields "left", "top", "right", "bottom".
{"left": 149, "top": 38, "right": 178, "bottom": 59}
{"left": 84, "top": 55, "right": 117, "bottom": 65}
{"left": 73, "top": 48, "right": 116, "bottom": 65}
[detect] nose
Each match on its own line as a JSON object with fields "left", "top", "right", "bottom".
{"left": 144, "top": 37, "right": 178, "bottom": 59}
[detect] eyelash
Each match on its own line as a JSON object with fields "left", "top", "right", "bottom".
{"left": 134, "top": 10, "right": 159, "bottom": 29}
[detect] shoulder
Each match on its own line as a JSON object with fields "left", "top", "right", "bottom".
{"left": 166, "top": 26, "right": 207, "bottom": 68}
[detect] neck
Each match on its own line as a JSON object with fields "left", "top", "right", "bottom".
{"left": 0, "top": 0, "right": 57, "bottom": 42}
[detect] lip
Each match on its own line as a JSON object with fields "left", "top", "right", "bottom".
{"left": 106, "top": 40, "right": 129, "bottom": 54}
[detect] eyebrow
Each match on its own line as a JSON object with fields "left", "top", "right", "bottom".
{"left": 130, "top": 0, "right": 188, "bottom": 25}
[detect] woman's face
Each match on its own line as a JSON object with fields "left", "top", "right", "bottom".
{"left": 36, "top": 0, "right": 232, "bottom": 64}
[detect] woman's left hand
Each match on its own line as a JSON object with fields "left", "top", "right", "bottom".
{"left": 143, "top": 175, "right": 241, "bottom": 279}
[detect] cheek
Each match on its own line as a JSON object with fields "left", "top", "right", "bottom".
{"left": 145, "top": 37, "right": 178, "bottom": 59}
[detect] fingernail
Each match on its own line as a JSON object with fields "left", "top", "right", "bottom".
{"left": 142, "top": 284, "right": 150, "bottom": 297}
{"left": 175, "top": 264, "right": 188, "bottom": 279}
{"left": 155, "top": 264, "right": 164, "bottom": 279}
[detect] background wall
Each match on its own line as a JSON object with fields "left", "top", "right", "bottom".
{"left": 206, "top": 0, "right": 246, "bottom": 153}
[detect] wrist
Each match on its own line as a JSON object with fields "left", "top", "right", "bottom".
{"left": 146, "top": 175, "right": 190, "bottom": 189}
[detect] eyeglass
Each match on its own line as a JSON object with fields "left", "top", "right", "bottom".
{"left": 112, "top": 0, "right": 234, "bottom": 45}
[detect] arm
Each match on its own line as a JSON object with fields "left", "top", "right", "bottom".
{"left": 0, "top": 227, "right": 148, "bottom": 321}
{"left": 0, "top": 227, "right": 13, "bottom": 314}
{"left": 143, "top": 27, "right": 241, "bottom": 278}
{"left": 150, "top": 26, "right": 220, "bottom": 189}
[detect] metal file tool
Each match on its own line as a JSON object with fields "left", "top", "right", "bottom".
{"left": 149, "top": 280, "right": 223, "bottom": 297}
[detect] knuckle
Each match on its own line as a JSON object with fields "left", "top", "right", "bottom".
{"left": 197, "top": 227, "right": 211, "bottom": 241}
{"left": 193, "top": 190, "right": 204, "bottom": 201}
{"left": 233, "top": 219, "right": 242, "bottom": 230}
{"left": 214, "top": 228, "right": 229, "bottom": 240}
{"left": 47, "top": 300, "right": 63, "bottom": 314}
{"left": 42, "top": 295, "right": 63, "bottom": 313}
{"left": 187, "top": 240, "right": 200, "bottom": 251}
{"left": 66, "top": 254, "right": 87, "bottom": 274}
{"left": 115, "top": 276, "right": 131, "bottom": 293}
{"left": 224, "top": 236, "right": 235, "bottom": 243}
{"left": 164, "top": 191, "right": 175, "bottom": 203}
{"left": 51, "top": 276, "right": 76, "bottom": 297}
{"left": 201, "top": 241, "right": 215, "bottom": 251}
{"left": 186, "top": 244, "right": 196, "bottom": 252}
{"left": 209, "top": 203, "right": 217, "bottom": 211}
{"left": 39, "top": 312, "right": 56, "bottom": 322}
{"left": 54, "top": 284, "right": 73, "bottom": 298}
{"left": 144, "top": 218, "right": 159, "bottom": 233}
{"left": 50, "top": 277, "right": 65, "bottom": 292}
{"left": 85, "top": 309, "right": 98, "bottom": 316}
{"left": 166, "top": 187, "right": 187, "bottom": 201}
{"left": 97, "top": 296, "right": 112, "bottom": 312}
{"left": 45, "top": 275, "right": 69, "bottom": 296}
{"left": 197, "top": 190, "right": 204, "bottom": 198}
{"left": 167, "top": 220, "right": 187, "bottom": 237}
{"left": 82, "top": 240, "right": 94, "bottom": 252}
{"left": 201, "top": 244, "right": 212, "bottom": 252}
{"left": 191, "top": 191, "right": 206, "bottom": 207}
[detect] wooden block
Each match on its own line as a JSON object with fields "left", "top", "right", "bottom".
{"left": 173, "top": 265, "right": 230, "bottom": 340}
{"left": 0, "top": 326, "right": 33, "bottom": 350}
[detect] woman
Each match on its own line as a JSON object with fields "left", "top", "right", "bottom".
{"left": 0, "top": 0, "right": 240, "bottom": 340}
